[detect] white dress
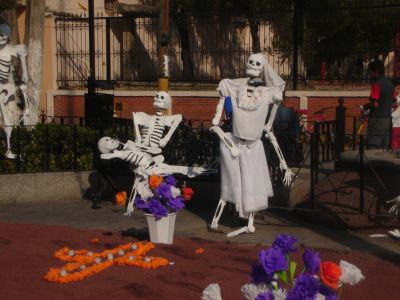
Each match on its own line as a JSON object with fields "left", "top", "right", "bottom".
{"left": 217, "top": 79, "right": 282, "bottom": 218}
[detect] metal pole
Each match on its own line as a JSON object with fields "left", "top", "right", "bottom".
{"left": 88, "top": 0, "right": 95, "bottom": 96}
{"left": 310, "top": 133, "right": 315, "bottom": 209}
{"left": 106, "top": 18, "right": 111, "bottom": 83}
{"left": 359, "top": 134, "right": 364, "bottom": 212}
{"left": 158, "top": 0, "right": 169, "bottom": 92}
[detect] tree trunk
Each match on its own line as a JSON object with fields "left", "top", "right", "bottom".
{"left": 175, "top": 15, "right": 194, "bottom": 81}
{"left": 249, "top": 19, "right": 261, "bottom": 53}
{"left": 23, "top": 0, "right": 45, "bottom": 125}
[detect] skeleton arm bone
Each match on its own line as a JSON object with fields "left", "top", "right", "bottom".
{"left": 14, "top": 45, "right": 28, "bottom": 83}
{"left": 212, "top": 96, "right": 225, "bottom": 126}
{"left": 210, "top": 126, "right": 239, "bottom": 157}
{"left": 133, "top": 112, "right": 143, "bottom": 144}
{"left": 159, "top": 114, "right": 182, "bottom": 148}
{"left": 264, "top": 98, "right": 294, "bottom": 186}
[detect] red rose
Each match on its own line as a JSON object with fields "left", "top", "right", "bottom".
{"left": 320, "top": 261, "right": 342, "bottom": 290}
{"left": 181, "top": 187, "right": 194, "bottom": 201}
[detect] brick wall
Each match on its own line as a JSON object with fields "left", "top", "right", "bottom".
{"left": 52, "top": 94, "right": 371, "bottom": 134}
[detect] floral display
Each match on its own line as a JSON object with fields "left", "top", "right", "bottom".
{"left": 241, "top": 234, "right": 365, "bottom": 300}
{"left": 134, "top": 175, "right": 194, "bottom": 220}
{"left": 44, "top": 241, "right": 169, "bottom": 284}
{"left": 115, "top": 191, "right": 127, "bottom": 206}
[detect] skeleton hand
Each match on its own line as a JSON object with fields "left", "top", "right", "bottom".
{"left": 387, "top": 196, "right": 400, "bottom": 215}
{"left": 282, "top": 168, "right": 295, "bottom": 187}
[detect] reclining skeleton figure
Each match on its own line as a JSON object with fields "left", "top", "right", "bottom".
{"left": 98, "top": 91, "right": 207, "bottom": 215}
{"left": 209, "top": 53, "right": 295, "bottom": 237}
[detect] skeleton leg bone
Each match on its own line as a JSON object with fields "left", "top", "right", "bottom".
{"left": 226, "top": 212, "right": 255, "bottom": 237}
{"left": 210, "top": 199, "right": 226, "bottom": 230}
{"left": 124, "top": 177, "right": 141, "bottom": 216}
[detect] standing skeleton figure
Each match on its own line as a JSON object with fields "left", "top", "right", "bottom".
{"left": 98, "top": 91, "right": 206, "bottom": 215}
{"left": 0, "top": 23, "right": 28, "bottom": 159}
{"left": 210, "top": 53, "right": 294, "bottom": 237}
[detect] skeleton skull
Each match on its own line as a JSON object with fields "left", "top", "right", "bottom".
{"left": 98, "top": 137, "right": 120, "bottom": 154}
{"left": 0, "top": 23, "right": 11, "bottom": 46}
{"left": 246, "top": 53, "right": 265, "bottom": 78}
{"left": 153, "top": 91, "right": 171, "bottom": 110}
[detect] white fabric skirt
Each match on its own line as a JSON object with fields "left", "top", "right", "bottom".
{"left": 220, "top": 133, "right": 273, "bottom": 218}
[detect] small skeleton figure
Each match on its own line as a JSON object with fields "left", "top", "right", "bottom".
{"left": 0, "top": 22, "right": 28, "bottom": 159}
{"left": 210, "top": 53, "right": 294, "bottom": 237}
{"left": 98, "top": 91, "right": 206, "bottom": 215}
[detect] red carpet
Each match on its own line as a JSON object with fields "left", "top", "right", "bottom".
{"left": 0, "top": 221, "right": 399, "bottom": 299}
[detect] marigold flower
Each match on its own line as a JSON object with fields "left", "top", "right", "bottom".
{"left": 320, "top": 261, "right": 342, "bottom": 290}
{"left": 149, "top": 175, "right": 163, "bottom": 190}
{"left": 181, "top": 187, "right": 194, "bottom": 201}
{"left": 115, "top": 191, "right": 127, "bottom": 206}
{"left": 195, "top": 248, "right": 205, "bottom": 254}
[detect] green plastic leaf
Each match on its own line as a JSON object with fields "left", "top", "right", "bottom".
{"left": 289, "top": 261, "right": 297, "bottom": 280}
{"left": 276, "top": 271, "right": 288, "bottom": 284}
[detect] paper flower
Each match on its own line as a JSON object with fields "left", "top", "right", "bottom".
{"left": 201, "top": 283, "right": 222, "bottom": 300}
{"left": 339, "top": 260, "right": 365, "bottom": 286}
{"left": 320, "top": 261, "right": 342, "bottom": 290}
{"left": 181, "top": 186, "right": 194, "bottom": 201}
{"left": 149, "top": 175, "right": 163, "bottom": 189}
{"left": 303, "top": 249, "right": 321, "bottom": 274}
{"left": 115, "top": 191, "right": 127, "bottom": 206}
{"left": 286, "top": 273, "right": 319, "bottom": 300}
{"left": 272, "top": 234, "right": 297, "bottom": 254}
{"left": 240, "top": 235, "right": 363, "bottom": 300}
{"left": 134, "top": 175, "right": 193, "bottom": 220}
{"left": 258, "top": 247, "right": 288, "bottom": 276}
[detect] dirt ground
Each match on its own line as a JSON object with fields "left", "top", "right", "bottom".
{"left": 0, "top": 221, "right": 399, "bottom": 300}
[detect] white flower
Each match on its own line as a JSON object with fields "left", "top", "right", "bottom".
{"left": 201, "top": 283, "right": 222, "bottom": 300}
{"left": 240, "top": 283, "right": 269, "bottom": 300}
{"left": 136, "top": 181, "right": 153, "bottom": 199}
{"left": 339, "top": 260, "right": 365, "bottom": 286}
{"left": 272, "top": 288, "right": 288, "bottom": 300}
{"left": 171, "top": 186, "right": 181, "bottom": 198}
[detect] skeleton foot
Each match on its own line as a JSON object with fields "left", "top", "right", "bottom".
{"left": 226, "top": 213, "right": 255, "bottom": 237}
{"left": 5, "top": 149, "right": 16, "bottom": 159}
{"left": 388, "top": 229, "right": 400, "bottom": 239}
{"left": 387, "top": 196, "right": 400, "bottom": 215}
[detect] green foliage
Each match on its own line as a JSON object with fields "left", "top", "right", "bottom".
{"left": 0, "top": 125, "right": 104, "bottom": 173}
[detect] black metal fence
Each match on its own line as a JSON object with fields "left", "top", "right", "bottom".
{"left": 54, "top": 4, "right": 400, "bottom": 89}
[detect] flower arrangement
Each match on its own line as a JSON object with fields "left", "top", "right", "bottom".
{"left": 44, "top": 241, "right": 169, "bottom": 284}
{"left": 134, "top": 174, "right": 194, "bottom": 220}
{"left": 241, "top": 234, "right": 365, "bottom": 300}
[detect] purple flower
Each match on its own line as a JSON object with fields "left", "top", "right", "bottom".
{"left": 250, "top": 263, "right": 273, "bottom": 284}
{"left": 258, "top": 248, "right": 287, "bottom": 276}
{"left": 155, "top": 182, "right": 172, "bottom": 199}
{"left": 255, "top": 290, "right": 275, "bottom": 300}
{"left": 286, "top": 273, "right": 319, "bottom": 300}
{"left": 147, "top": 198, "right": 168, "bottom": 220}
{"left": 319, "top": 284, "right": 337, "bottom": 300}
{"left": 303, "top": 249, "right": 321, "bottom": 274}
{"left": 167, "top": 197, "right": 185, "bottom": 212}
{"left": 164, "top": 175, "right": 176, "bottom": 186}
{"left": 272, "top": 234, "right": 297, "bottom": 254}
{"left": 134, "top": 196, "right": 149, "bottom": 210}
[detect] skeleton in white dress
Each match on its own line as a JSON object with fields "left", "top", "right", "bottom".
{"left": 210, "top": 53, "right": 294, "bottom": 237}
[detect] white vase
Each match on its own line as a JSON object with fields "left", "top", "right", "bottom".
{"left": 145, "top": 212, "right": 177, "bottom": 244}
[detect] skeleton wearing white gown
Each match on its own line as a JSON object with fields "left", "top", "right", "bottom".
{"left": 98, "top": 91, "right": 206, "bottom": 215}
{"left": 0, "top": 22, "right": 28, "bottom": 159}
{"left": 210, "top": 53, "right": 294, "bottom": 237}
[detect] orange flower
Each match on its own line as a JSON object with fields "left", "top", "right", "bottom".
{"left": 115, "top": 191, "right": 127, "bottom": 206}
{"left": 90, "top": 238, "right": 99, "bottom": 244}
{"left": 195, "top": 248, "right": 205, "bottom": 254}
{"left": 149, "top": 175, "right": 163, "bottom": 190}
{"left": 181, "top": 187, "right": 194, "bottom": 201}
{"left": 320, "top": 261, "right": 342, "bottom": 290}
